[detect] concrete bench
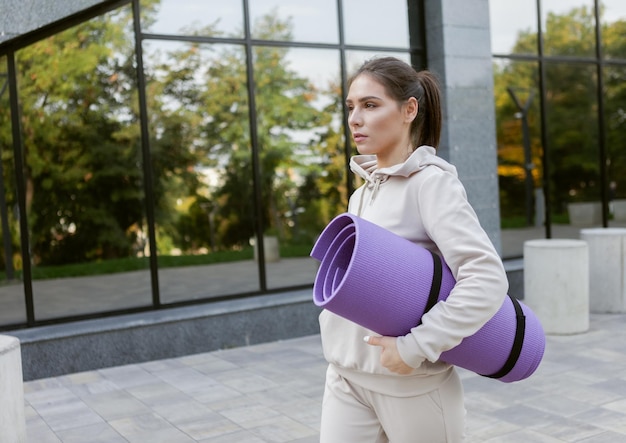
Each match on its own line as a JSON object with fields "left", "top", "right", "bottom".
{"left": 567, "top": 202, "right": 602, "bottom": 226}
{"left": 580, "top": 228, "right": 626, "bottom": 313}
{"left": 251, "top": 235, "right": 280, "bottom": 262}
{"left": 524, "top": 239, "right": 589, "bottom": 334}
{"left": 612, "top": 199, "right": 626, "bottom": 222}
{"left": 0, "top": 335, "right": 26, "bottom": 442}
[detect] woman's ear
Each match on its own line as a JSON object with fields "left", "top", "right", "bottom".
{"left": 404, "top": 97, "right": 418, "bottom": 123}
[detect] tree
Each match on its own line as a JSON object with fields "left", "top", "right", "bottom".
{"left": 0, "top": 3, "right": 350, "bottom": 267}
{"left": 7, "top": 8, "right": 147, "bottom": 264}
{"left": 494, "top": 5, "right": 626, "bottom": 219}
{"left": 151, "top": 12, "right": 343, "bottom": 251}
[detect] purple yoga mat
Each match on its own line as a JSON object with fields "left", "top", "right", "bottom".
{"left": 310, "top": 213, "right": 545, "bottom": 383}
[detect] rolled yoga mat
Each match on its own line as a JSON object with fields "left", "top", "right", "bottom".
{"left": 310, "top": 213, "right": 545, "bottom": 383}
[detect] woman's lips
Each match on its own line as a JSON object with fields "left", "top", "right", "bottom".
{"left": 353, "top": 133, "right": 367, "bottom": 143}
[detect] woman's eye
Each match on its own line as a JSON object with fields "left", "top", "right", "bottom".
{"left": 365, "top": 102, "right": 375, "bottom": 108}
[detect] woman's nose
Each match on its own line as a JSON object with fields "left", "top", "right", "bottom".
{"left": 348, "top": 109, "right": 361, "bottom": 127}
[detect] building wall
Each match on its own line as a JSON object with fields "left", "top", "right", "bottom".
{"left": 425, "top": 0, "right": 502, "bottom": 253}
{"left": 0, "top": 0, "right": 111, "bottom": 43}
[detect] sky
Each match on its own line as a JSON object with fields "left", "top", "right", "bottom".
{"left": 489, "top": 0, "right": 626, "bottom": 54}
{"left": 143, "top": 0, "right": 411, "bottom": 91}
{"left": 140, "top": 0, "right": 626, "bottom": 112}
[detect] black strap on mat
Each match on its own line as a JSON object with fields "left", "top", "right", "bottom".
{"left": 482, "top": 294, "right": 526, "bottom": 379}
{"left": 422, "top": 250, "right": 443, "bottom": 320}
{"left": 425, "top": 251, "right": 526, "bottom": 380}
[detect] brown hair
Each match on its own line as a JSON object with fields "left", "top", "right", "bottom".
{"left": 348, "top": 57, "right": 442, "bottom": 149}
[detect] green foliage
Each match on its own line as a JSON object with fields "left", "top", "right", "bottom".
{"left": 0, "top": 3, "right": 348, "bottom": 273}
{"left": 495, "top": 5, "right": 626, "bottom": 222}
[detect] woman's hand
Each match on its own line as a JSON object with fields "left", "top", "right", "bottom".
{"left": 364, "top": 335, "right": 414, "bottom": 375}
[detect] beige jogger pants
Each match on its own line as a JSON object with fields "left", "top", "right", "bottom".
{"left": 319, "top": 365, "right": 466, "bottom": 443}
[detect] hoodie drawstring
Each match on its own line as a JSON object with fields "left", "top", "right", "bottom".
{"left": 371, "top": 177, "right": 382, "bottom": 204}
{"left": 356, "top": 176, "right": 383, "bottom": 216}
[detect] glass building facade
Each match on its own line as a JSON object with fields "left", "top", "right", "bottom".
{"left": 1, "top": 0, "right": 625, "bottom": 331}
{"left": 491, "top": 0, "right": 626, "bottom": 257}
{"left": 0, "top": 0, "right": 424, "bottom": 329}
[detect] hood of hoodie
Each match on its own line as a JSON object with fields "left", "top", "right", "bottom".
{"left": 350, "top": 145, "right": 457, "bottom": 185}
{"left": 349, "top": 145, "right": 458, "bottom": 216}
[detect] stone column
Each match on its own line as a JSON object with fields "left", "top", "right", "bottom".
{"left": 524, "top": 239, "right": 589, "bottom": 334}
{"left": 0, "top": 335, "right": 26, "bottom": 443}
{"left": 424, "top": 0, "right": 502, "bottom": 253}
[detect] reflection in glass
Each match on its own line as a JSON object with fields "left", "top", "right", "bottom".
{"left": 545, "top": 63, "right": 600, "bottom": 228}
{"left": 601, "top": 0, "right": 626, "bottom": 59}
{"left": 143, "top": 40, "right": 261, "bottom": 302}
{"left": 252, "top": 47, "right": 345, "bottom": 289}
{"left": 542, "top": 0, "right": 596, "bottom": 57}
{"left": 249, "top": 0, "right": 338, "bottom": 43}
{"left": 493, "top": 60, "right": 542, "bottom": 258}
{"left": 140, "top": 0, "right": 243, "bottom": 38}
{"left": 342, "top": 0, "right": 409, "bottom": 48}
{"left": 0, "top": 57, "right": 26, "bottom": 326}
{"left": 604, "top": 65, "right": 626, "bottom": 224}
{"left": 14, "top": 6, "right": 152, "bottom": 321}
{"left": 489, "top": 0, "right": 537, "bottom": 55}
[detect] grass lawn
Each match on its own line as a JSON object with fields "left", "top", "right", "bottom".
{"left": 3, "top": 243, "right": 314, "bottom": 281}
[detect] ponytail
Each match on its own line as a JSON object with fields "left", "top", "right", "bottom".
{"left": 413, "top": 71, "right": 442, "bottom": 149}
{"left": 349, "top": 57, "right": 443, "bottom": 150}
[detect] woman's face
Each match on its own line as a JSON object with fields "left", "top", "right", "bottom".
{"left": 346, "top": 74, "right": 416, "bottom": 168}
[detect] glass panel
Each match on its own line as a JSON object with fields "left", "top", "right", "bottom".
{"left": 542, "top": 0, "right": 596, "bottom": 57}
{"left": 493, "top": 59, "right": 543, "bottom": 258}
{"left": 140, "top": 0, "right": 244, "bottom": 38}
{"left": 15, "top": 6, "right": 152, "bottom": 321}
{"left": 142, "top": 40, "right": 260, "bottom": 302}
{"left": 249, "top": 0, "right": 338, "bottom": 44}
{"left": 605, "top": 65, "right": 626, "bottom": 226}
{"left": 601, "top": 0, "right": 626, "bottom": 59}
{"left": 489, "top": 0, "right": 538, "bottom": 55}
{"left": 0, "top": 57, "right": 26, "bottom": 327}
{"left": 342, "top": 0, "right": 410, "bottom": 48}
{"left": 252, "top": 46, "right": 345, "bottom": 290}
{"left": 545, "top": 63, "right": 600, "bottom": 232}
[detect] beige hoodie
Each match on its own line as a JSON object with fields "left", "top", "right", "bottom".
{"left": 319, "top": 145, "right": 508, "bottom": 397}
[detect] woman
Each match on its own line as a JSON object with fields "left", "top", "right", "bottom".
{"left": 318, "top": 57, "right": 508, "bottom": 442}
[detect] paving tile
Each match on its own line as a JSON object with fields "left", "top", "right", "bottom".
{"left": 151, "top": 399, "right": 213, "bottom": 426}
{"left": 25, "top": 421, "right": 63, "bottom": 443}
{"left": 188, "top": 382, "right": 244, "bottom": 405}
{"left": 21, "top": 314, "right": 626, "bottom": 443}
{"left": 572, "top": 404, "right": 626, "bottom": 435}
{"left": 532, "top": 416, "right": 608, "bottom": 442}
{"left": 98, "top": 364, "right": 161, "bottom": 389}
{"left": 79, "top": 390, "right": 152, "bottom": 420}
{"left": 152, "top": 366, "right": 220, "bottom": 393}
{"left": 28, "top": 394, "right": 105, "bottom": 432}
{"left": 123, "top": 428, "right": 196, "bottom": 443}
{"left": 23, "top": 377, "right": 66, "bottom": 394}
{"left": 481, "top": 428, "right": 564, "bottom": 442}
{"left": 173, "top": 413, "right": 242, "bottom": 440}
{"left": 604, "top": 398, "right": 626, "bottom": 415}
{"left": 218, "top": 404, "right": 282, "bottom": 428}
{"left": 125, "top": 381, "right": 191, "bottom": 407}
{"left": 108, "top": 412, "right": 173, "bottom": 434}
{"left": 248, "top": 415, "right": 318, "bottom": 443}
{"left": 54, "top": 422, "right": 127, "bottom": 443}
{"left": 210, "top": 369, "right": 280, "bottom": 395}
{"left": 576, "top": 431, "right": 626, "bottom": 442}
{"left": 197, "top": 429, "right": 266, "bottom": 443}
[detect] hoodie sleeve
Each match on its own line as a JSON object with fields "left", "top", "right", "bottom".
{"left": 396, "top": 168, "right": 508, "bottom": 368}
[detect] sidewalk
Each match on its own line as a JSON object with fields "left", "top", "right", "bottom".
{"left": 23, "top": 313, "right": 626, "bottom": 443}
